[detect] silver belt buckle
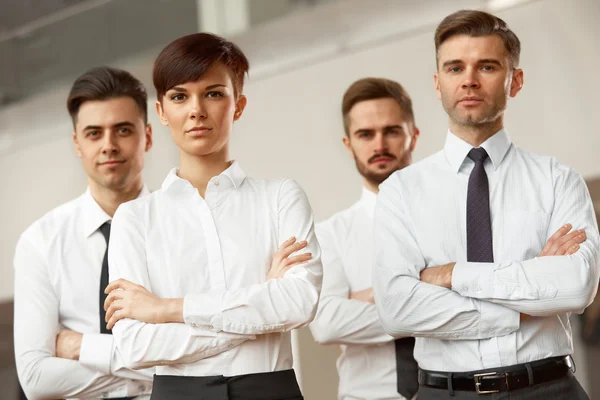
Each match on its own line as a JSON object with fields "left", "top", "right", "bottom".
{"left": 473, "top": 372, "right": 507, "bottom": 395}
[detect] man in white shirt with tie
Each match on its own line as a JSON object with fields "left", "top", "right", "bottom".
{"left": 14, "top": 67, "right": 155, "bottom": 399}
{"left": 374, "top": 9, "right": 598, "bottom": 399}
{"left": 310, "top": 77, "right": 420, "bottom": 400}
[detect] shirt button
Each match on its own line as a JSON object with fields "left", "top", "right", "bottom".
{"left": 214, "top": 179, "right": 220, "bottom": 186}
{"left": 463, "top": 286, "right": 468, "bottom": 292}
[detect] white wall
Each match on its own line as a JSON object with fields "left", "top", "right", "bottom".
{"left": 0, "top": 0, "right": 598, "bottom": 398}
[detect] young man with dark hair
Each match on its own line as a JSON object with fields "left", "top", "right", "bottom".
{"left": 14, "top": 66, "right": 154, "bottom": 399}
{"left": 310, "top": 77, "right": 420, "bottom": 400}
{"left": 374, "top": 9, "right": 596, "bottom": 399}
{"left": 102, "top": 33, "right": 322, "bottom": 400}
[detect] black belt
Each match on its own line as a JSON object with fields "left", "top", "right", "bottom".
{"left": 419, "top": 356, "right": 573, "bottom": 395}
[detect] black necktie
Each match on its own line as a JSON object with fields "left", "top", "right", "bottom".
{"left": 395, "top": 337, "right": 419, "bottom": 398}
{"left": 99, "top": 222, "right": 111, "bottom": 334}
{"left": 467, "top": 148, "right": 494, "bottom": 262}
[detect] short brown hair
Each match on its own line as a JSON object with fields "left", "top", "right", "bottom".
{"left": 435, "top": 10, "right": 521, "bottom": 68}
{"left": 67, "top": 67, "right": 148, "bottom": 124}
{"left": 342, "top": 78, "right": 415, "bottom": 136}
{"left": 153, "top": 32, "right": 249, "bottom": 101}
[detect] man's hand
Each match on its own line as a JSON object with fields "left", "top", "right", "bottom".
{"left": 267, "top": 237, "right": 312, "bottom": 280}
{"left": 420, "top": 263, "right": 455, "bottom": 288}
{"left": 104, "top": 279, "right": 183, "bottom": 330}
{"left": 56, "top": 329, "right": 83, "bottom": 360}
{"left": 349, "top": 288, "right": 374, "bottom": 304}
{"left": 539, "top": 224, "right": 586, "bottom": 257}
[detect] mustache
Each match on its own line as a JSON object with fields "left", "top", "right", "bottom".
{"left": 368, "top": 153, "right": 397, "bottom": 164}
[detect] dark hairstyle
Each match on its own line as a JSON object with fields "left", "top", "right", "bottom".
{"left": 67, "top": 66, "right": 148, "bottom": 124}
{"left": 153, "top": 32, "right": 249, "bottom": 101}
{"left": 342, "top": 77, "right": 415, "bottom": 136}
{"left": 435, "top": 9, "right": 521, "bottom": 68}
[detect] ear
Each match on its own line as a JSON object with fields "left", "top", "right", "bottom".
{"left": 342, "top": 135, "right": 356, "bottom": 160}
{"left": 409, "top": 127, "right": 420, "bottom": 152}
{"left": 72, "top": 131, "right": 82, "bottom": 158}
{"left": 156, "top": 100, "right": 169, "bottom": 126}
{"left": 509, "top": 68, "right": 524, "bottom": 98}
{"left": 144, "top": 123, "right": 153, "bottom": 152}
{"left": 233, "top": 95, "right": 248, "bottom": 121}
{"left": 434, "top": 72, "right": 442, "bottom": 100}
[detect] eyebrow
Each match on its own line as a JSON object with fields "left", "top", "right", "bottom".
{"left": 442, "top": 58, "right": 503, "bottom": 68}
{"left": 353, "top": 125, "right": 404, "bottom": 135}
{"left": 169, "top": 83, "right": 228, "bottom": 92}
{"left": 82, "top": 121, "right": 135, "bottom": 131}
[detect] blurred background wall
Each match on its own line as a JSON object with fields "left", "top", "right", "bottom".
{"left": 1, "top": 0, "right": 599, "bottom": 398}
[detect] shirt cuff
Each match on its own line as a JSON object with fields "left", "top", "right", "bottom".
{"left": 479, "top": 300, "right": 520, "bottom": 337}
{"left": 79, "top": 333, "right": 113, "bottom": 375}
{"left": 451, "top": 261, "right": 496, "bottom": 298}
{"left": 183, "top": 292, "right": 224, "bottom": 331}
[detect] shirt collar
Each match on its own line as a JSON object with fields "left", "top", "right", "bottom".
{"left": 444, "top": 128, "right": 512, "bottom": 173}
{"left": 360, "top": 186, "right": 378, "bottom": 217}
{"left": 82, "top": 185, "right": 150, "bottom": 238}
{"left": 161, "top": 160, "right": 247, "bottom": 192}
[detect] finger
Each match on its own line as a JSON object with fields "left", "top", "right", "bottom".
{"left": 105, "top": 301, "right": 123, "bottom": 322}
{"left": 280, "top": 241, "right": 308, "bottom": 259}
{"left": 540, "top": 224, "right": 572, "bottom": 256}
{"left": 278, "top": 237, "right": 296, "bottom": 250}
{"left": 553, "top": 230, "right": 586, "bottom": 255}
{"left": 565, "top": 243, "right": 580, "bottom": 256}
{"left": 105, "top": 278, "right": 138, "bottom": 294}
{"left": 546, "top": 229, "right": 580, "bottom": 256}
{"left": 283, "top": 253, "right": 312, "bottom": 267}
{"left": 106, "top": 310, "right": 126, "bottom": 331}
{"left": 104, "top": 291, "right": 124, "bottom": 311}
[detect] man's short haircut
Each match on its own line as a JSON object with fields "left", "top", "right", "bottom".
{"left": 67, "top": 66, "right": 148, "bottom": 125}
{"left": 434, "top": 9, "right": 521, "bottom": 68}
{"left": 342, "top": 77, "right": 415, "bottom": 136}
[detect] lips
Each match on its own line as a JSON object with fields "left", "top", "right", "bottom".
{"left": 99, "top": 160, "right": 125, "bottom": 167}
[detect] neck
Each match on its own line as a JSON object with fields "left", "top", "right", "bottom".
{"left": 89, "top": 176, "right": 143, "bottom": 217}
{"left": 364, "top": 180, "right": 379, "bottom": 194}
{"left": 449, "top": 117, "right": 503, "bottom": 148}
{"left": 178, "top": 147, "right": 230, "bottom": 197}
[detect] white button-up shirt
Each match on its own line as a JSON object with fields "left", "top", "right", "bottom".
{"left": 374, "top": 129, "right": 600, "bottom": 372}
{"left": 108, "top": 162, "right": 322, "bottom": 377}
{"left": 310, "top": 188, "right": 405, "bottom": 400}
{"left": 14, "top": 188, "right": 153, "bottom": 400}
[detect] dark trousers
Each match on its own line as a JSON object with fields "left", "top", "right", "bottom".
{"left": 417, "top": 373, "right": 588, "bottom": 400}
{"left": 150, "top": 369, "right": 303, "bottom": 400}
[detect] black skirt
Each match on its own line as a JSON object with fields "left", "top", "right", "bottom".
{"left": 150, "top": 369, "right": 303, "bottom": 400}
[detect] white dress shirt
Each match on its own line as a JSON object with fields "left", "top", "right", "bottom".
{"left": 108, "top": 161, "right": 322, "bottom": 377}
{"left": 310, "top": 188, "right": 405, "bottom": 400}
{"left": 14, "top": 187, "right": 154, "bottom": 400}
{"left": 374, "top": 129, "right": 600, "bottom": 372}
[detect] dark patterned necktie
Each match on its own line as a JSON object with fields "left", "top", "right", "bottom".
{"left": 466, "top": 148, "right": 494, "bottom": 262}
{"left": 395, "top": 337, "right": 419, "bottom": 398}
{"left": 99, "top": 222, "right": 111, "bottom": 334}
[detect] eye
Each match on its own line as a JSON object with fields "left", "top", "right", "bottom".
{"left": 170, "top": 93, "right": 186, "bottom": 101}
{"left": 86, "top": 130, "right": 100, "bottom": 138}
{"left": 118, "top": 127, "right": 133, "bottom": 135}
{"left": 358, "top": 132, "right": 373, "bottom": 139}
{"left": 206, "top": 91, "right": 224, "bottom": 98}
{"left": 481, "top": 65, "right": 495, "bottom": 71}
{"left": 386, "top": 129, "right": 400, "bottom": 136}
{"left": 449, "top": 66, "right": 462, "bottom": 73}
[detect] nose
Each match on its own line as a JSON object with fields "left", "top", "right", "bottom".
{"left": 461, "top": 67, "right": 481, "bottom": 90}
{"left": 373, "top": 132, "right": 389, "bottom": 153}
{"left": 101, "top": 131, "right": 119, "bottom": 155}
{"left": 189, "top": 97, "right": 207, "bottom": 120}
